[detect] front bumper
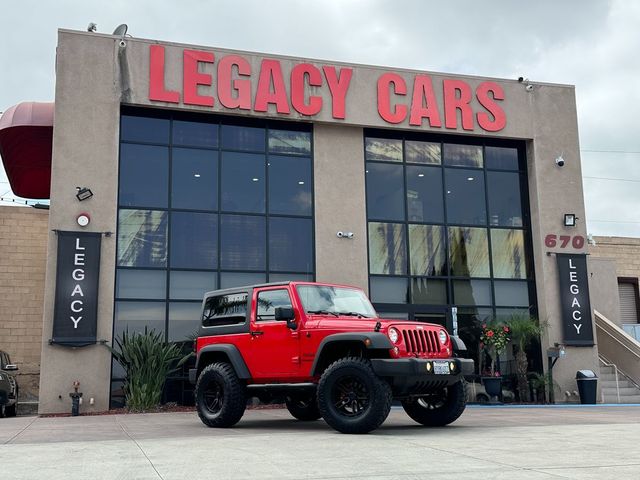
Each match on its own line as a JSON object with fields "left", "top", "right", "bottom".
{"left": 370, "top": 357, "right": 474, "bottom": 394}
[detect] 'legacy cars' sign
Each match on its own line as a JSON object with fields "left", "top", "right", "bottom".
{"left": 556, "top": 254, "right": 594, "bottom": 346}
{"left": 52, "top": 232, "right": 101, "bottom": 347}
{"left": 148, "top": 45, "right": 506, "bottom": 132}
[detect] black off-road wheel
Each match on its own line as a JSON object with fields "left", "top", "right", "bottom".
{"left": 401, "top": 380, "right": 467, "bottom": 427}
{"left": 195, "top": 362, "right": 247, "bottom": 428}
{"left": 317, "top": 357, "right": 392, "bottom": 434}
{"left": 285, "top": 393, "right": 321, "bottom": 421}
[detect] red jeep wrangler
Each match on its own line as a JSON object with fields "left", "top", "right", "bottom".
{"left": 190, "top": 282, "right": 473, "bottom": 434}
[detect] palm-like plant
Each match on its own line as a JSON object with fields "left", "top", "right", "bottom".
{"left": 505, "top": 314, "right": 547, "bottom": 402}
{"left": 110, "top": 328, "right": 193, "bottom": 411}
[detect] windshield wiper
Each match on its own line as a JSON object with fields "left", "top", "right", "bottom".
{"left": 335, "top": 312, "right": 370, "bottom": 318}
{"left": 307, "top": 310, "right": 340, "bottom": 317}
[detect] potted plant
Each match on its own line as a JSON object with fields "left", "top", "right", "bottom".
{"left": 505, "top": 314, "right": 547, "bottom": 402}
{"left": 479, "top": 322, "right": 511, "bottom": 402}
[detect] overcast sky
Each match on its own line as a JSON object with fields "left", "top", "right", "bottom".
{"left": 1, "top": 0, "right": 639, "bottom": 237}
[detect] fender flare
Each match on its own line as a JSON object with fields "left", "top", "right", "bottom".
{"left": 310, "top": 332, "right": 393, "bottom": 376}
{"left": 196, "top": 344, "right": 251, "bottom": 379}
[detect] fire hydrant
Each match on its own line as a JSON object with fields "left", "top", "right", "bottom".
{"left": 69, "top": 381, "right": 83, "bottom": 416}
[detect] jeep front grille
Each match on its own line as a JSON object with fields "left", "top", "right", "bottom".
{"left": 401, "top": 329, "right": 441, "bottom": 354}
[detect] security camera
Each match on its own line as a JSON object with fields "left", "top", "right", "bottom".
{"left": 119, "top": 39, "right": 127, "bottom": 48}
{"left": 525, "top": 84, "right": 534, "bottom": 92}
{"left": 87, "top": 22, "right": 97, "bottom": 32}
{"left": 518, "top": 77, "right": 528, "bottom": 83}
{"left": 555, "top": 156, "right": 565, "bottom": 167}
{"left": 346, "top": 232, "right": 354, "bottom": 239}
{"left": 336, "top": 231, "right": 344, "bottom": 238}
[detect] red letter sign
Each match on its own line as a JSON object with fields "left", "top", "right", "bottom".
{"left": 323, "top": 67, "right": 352, "bottom": 119}
{"left": 218, "top": 55, "right": 252, "bottom": 110}
{"left": 149, "top": 45, "right": 179, "bottom": 103}
{"left": 409, "top": 75, "right": 442, "bottom": 127}
{"left": 443, "top": 79, "right": 473, "bottom": 130}
{"left": 183, "top": 49, "right": 215, "bottom": 107}
{"left": 255, "top": 60, "right": 291, "bottom": 114}
{"left": 476, "top": 81, "right": 506, "bottom": 132}
{"left": 377, "top": 73, "right": 407, "bottom": 124}
{"left": 291, "top": 64, "right": 323, "bottom": 116}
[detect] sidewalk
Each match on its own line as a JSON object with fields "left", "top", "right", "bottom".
{"left": 1, "top": 406, "right": 640, "bottom": 479}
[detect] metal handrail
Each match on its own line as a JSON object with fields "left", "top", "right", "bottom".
{"left": 599, "top": 355, "right": 620, "bottom": 403}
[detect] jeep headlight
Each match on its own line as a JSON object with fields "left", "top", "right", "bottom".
{"left": 388, "top": 327, "right": 400, "bottom": 344}
{"left": 438, "top": 329, "right": 448, "bottom": 345}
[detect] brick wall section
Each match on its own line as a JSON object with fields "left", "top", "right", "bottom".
{"left": 0, "top": 205, "right": 49, "bottom": 400}
{"left": 589, "top": 236, "right": 640, "bottom": 280}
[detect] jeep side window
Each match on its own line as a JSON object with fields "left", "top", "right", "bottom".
{"left": 202, "top": 293, "right": 248, "bottom": 327}
{"left": 256, "top": 289, "right": 293, "bottom": 321}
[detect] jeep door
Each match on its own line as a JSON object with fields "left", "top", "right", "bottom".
{"left": 245, "top": 286, "right": 302, "bottom": 378}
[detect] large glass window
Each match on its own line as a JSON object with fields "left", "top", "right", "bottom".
{"left": 115, "top": 110, "right": 315, "bottom": 407}
{"left": 365, "top": 132, "right": 535, "bottom": 349}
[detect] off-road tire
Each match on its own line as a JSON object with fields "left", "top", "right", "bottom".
{"left": 402, "top": 380, "right": 467, "bottom": 427}
{"left": 317, "top": 357, "right": 392, "bottom": 434}
{"left": 285, "top": 394, "right": 321, "bottom": 421}
{"left": 195, "top": 362, "right": 246, "bottom": 428}
{"left": 4, "top": 403, "right": 17, "bottom": 417}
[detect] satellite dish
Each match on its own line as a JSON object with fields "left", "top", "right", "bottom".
{"left": 112, "top": 24, "right": 128, "bottom": 36}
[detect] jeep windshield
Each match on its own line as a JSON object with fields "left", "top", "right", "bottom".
{"left": 296, "top": 285, "right": 377, "bottom": 318}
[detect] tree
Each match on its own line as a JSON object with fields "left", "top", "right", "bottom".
{"left": 505, "top": 314, "right": 547, "bottom": 402}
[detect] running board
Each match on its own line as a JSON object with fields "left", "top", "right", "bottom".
{"left": 246, "top": 382, "right": 316, "bottom": 390}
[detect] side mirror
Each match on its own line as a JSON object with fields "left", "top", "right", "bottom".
{"left": 275, "top": 307, "right": 297, "bottom": 330}
{"left": 4, "top": 364, "right": 18, "bottom": 371}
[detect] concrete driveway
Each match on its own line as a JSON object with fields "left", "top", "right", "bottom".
{"left": 1, "top": 406, "right": 640, "bottom": 479}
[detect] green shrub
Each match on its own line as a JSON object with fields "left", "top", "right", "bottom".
{"left": 110, "top": 329, "right": 192, "bottom": 411}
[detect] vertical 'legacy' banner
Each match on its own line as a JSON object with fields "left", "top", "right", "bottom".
{"left": 556, "top": 253, "right": 594, "bottom": 346}
{"left": 52, "top": 231, "right": 102, "bottom": 346}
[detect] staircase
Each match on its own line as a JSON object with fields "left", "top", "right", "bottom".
{"left": 599, "top": 359, "right": 640, "bottom": 404}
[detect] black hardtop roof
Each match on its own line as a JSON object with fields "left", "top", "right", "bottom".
{"left": 203, "top": 281, "right": 293, "bottom": 299}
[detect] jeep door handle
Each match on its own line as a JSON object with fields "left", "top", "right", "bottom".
{"left": 250, "top": 331, "right": 264, "bottom": 336}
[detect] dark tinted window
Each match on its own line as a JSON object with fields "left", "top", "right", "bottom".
{"left": 220, "top": 215, "right": 266, "bottom": 270}
{"left": 487, "top": 171, "right": 523, "bottom": 227}
{"left": 119, "top": 144, "right": 169, "bottom": 208}
{"left": 202, "top": 293, "right": 248, "bottom": 327}
{"left": 257, "top": 289, "right": 293, "bottom": 321}
{"left": 121, "top": 115, "right": 169, "bottom": 144}
{"left": 445, "top": 169, "right": 487, "bottom": 225}
{"left": 486, "top": 146, "right": 519, "bottom": 170}
{"left": 406, "top": 166, "right": 443, "bottom": 223}
{"left": 169, "top": 271, "right": 217, "bottom": 300}
{"left": 269, "top": 217, "right": 313, "bottom": 272}
{"left": 370, "top": 277, "right": 409, "bottom": 303}
{"left": 268, "top": 155, "right": 312, "bottom": 216}
{"left": 168, "top": 302, "right": 202, "bottom": 341}
{"left": 116, "top": 270, "right": 166, "bottom": 299}
{"left": 114, "top": 302, "right": 166, "bottom": 337}
{"left": 172, "top": 120, "right": 218, "bottom": 148}
{"left": 221, "top": 125, "right": 265, "bottom": 151}
{"left": 221, "top": 152, "right": 266, "bottom": 213}
{"left": 170, "top": 212, "right": 217, "bottom": 269}
{"left": 366, "top": 163, "right": 405, "bottom": 221}
{"left": 171, "top": 148, "right": 218, "bottom": 211}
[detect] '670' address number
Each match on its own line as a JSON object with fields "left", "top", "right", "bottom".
{"left": 545, "top": 234, "right": 585, "bottom": 249}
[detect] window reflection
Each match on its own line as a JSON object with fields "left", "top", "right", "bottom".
{"left": 365, "top": 138, "right": 402, "bottom": 162}
{"left": 268, "top": 130, "right": 311, "bottom": 155}
{"left": 268, "top": 155, "right": 312, "bottom": 216}
{"left": 411, "top": 278, "right": 447, "bottom": 304}
{"left": 117, "top": 209, "right": 167, "bottom": 267}
{"left": 443, "top": 144, "right": 483, "bottom": 168}
{"left": 405, "top": 140, "right": 441, "bottom": 165}
{"left": 221, "top": 152, "right": 266, "bottom": 213}
{"left": 491, "top": 229, "right": 527, "bottom": 279}
{"left": 448, "top": 227, "right": 490, "bottom": 277}
{"left": 485, "top": 146, "right": 519, "bottom": 170}
{"left": 368, "top": 222, "right": 406, "bottom": 275}
{"left": 409, "top": 225, "right": 446, "bottom": 276}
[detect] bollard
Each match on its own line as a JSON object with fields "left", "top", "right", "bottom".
{"left": 69, "top": 380, "right": 83, "bottom": 416}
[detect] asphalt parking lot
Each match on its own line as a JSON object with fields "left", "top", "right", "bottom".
{"left": 1, "top": 405, "right": 640, "bottom": 479}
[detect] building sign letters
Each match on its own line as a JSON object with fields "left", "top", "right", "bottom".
{"left": 556, "top": 253, "right": 594, "bottom": 346}
{"left": 52, "top": 232, "right": 101, "bottom": 347}
{"left": 149, "top": 45, "right": 506, "bottom": 132}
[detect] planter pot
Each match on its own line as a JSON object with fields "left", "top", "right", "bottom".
{"left": 482, "top": 376, "right": 502, "bottom": 403}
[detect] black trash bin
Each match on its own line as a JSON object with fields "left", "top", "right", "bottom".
{"left": 576, "top": 370, "right": 598, "bottom": 404}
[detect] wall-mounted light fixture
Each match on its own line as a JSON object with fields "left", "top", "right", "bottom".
{"left": 76, "top": 187, "right": 93, "bottom": 202}
{"left": 564, "top": 213, "right": 577, "bottom": 227}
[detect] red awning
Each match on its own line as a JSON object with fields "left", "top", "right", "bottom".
{"left": 0, "top": 102, "right": 54, "bottom": 199}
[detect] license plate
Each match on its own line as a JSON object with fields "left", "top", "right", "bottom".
{"left": 433, "top": 361, "right": 450, "bottom": 375}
